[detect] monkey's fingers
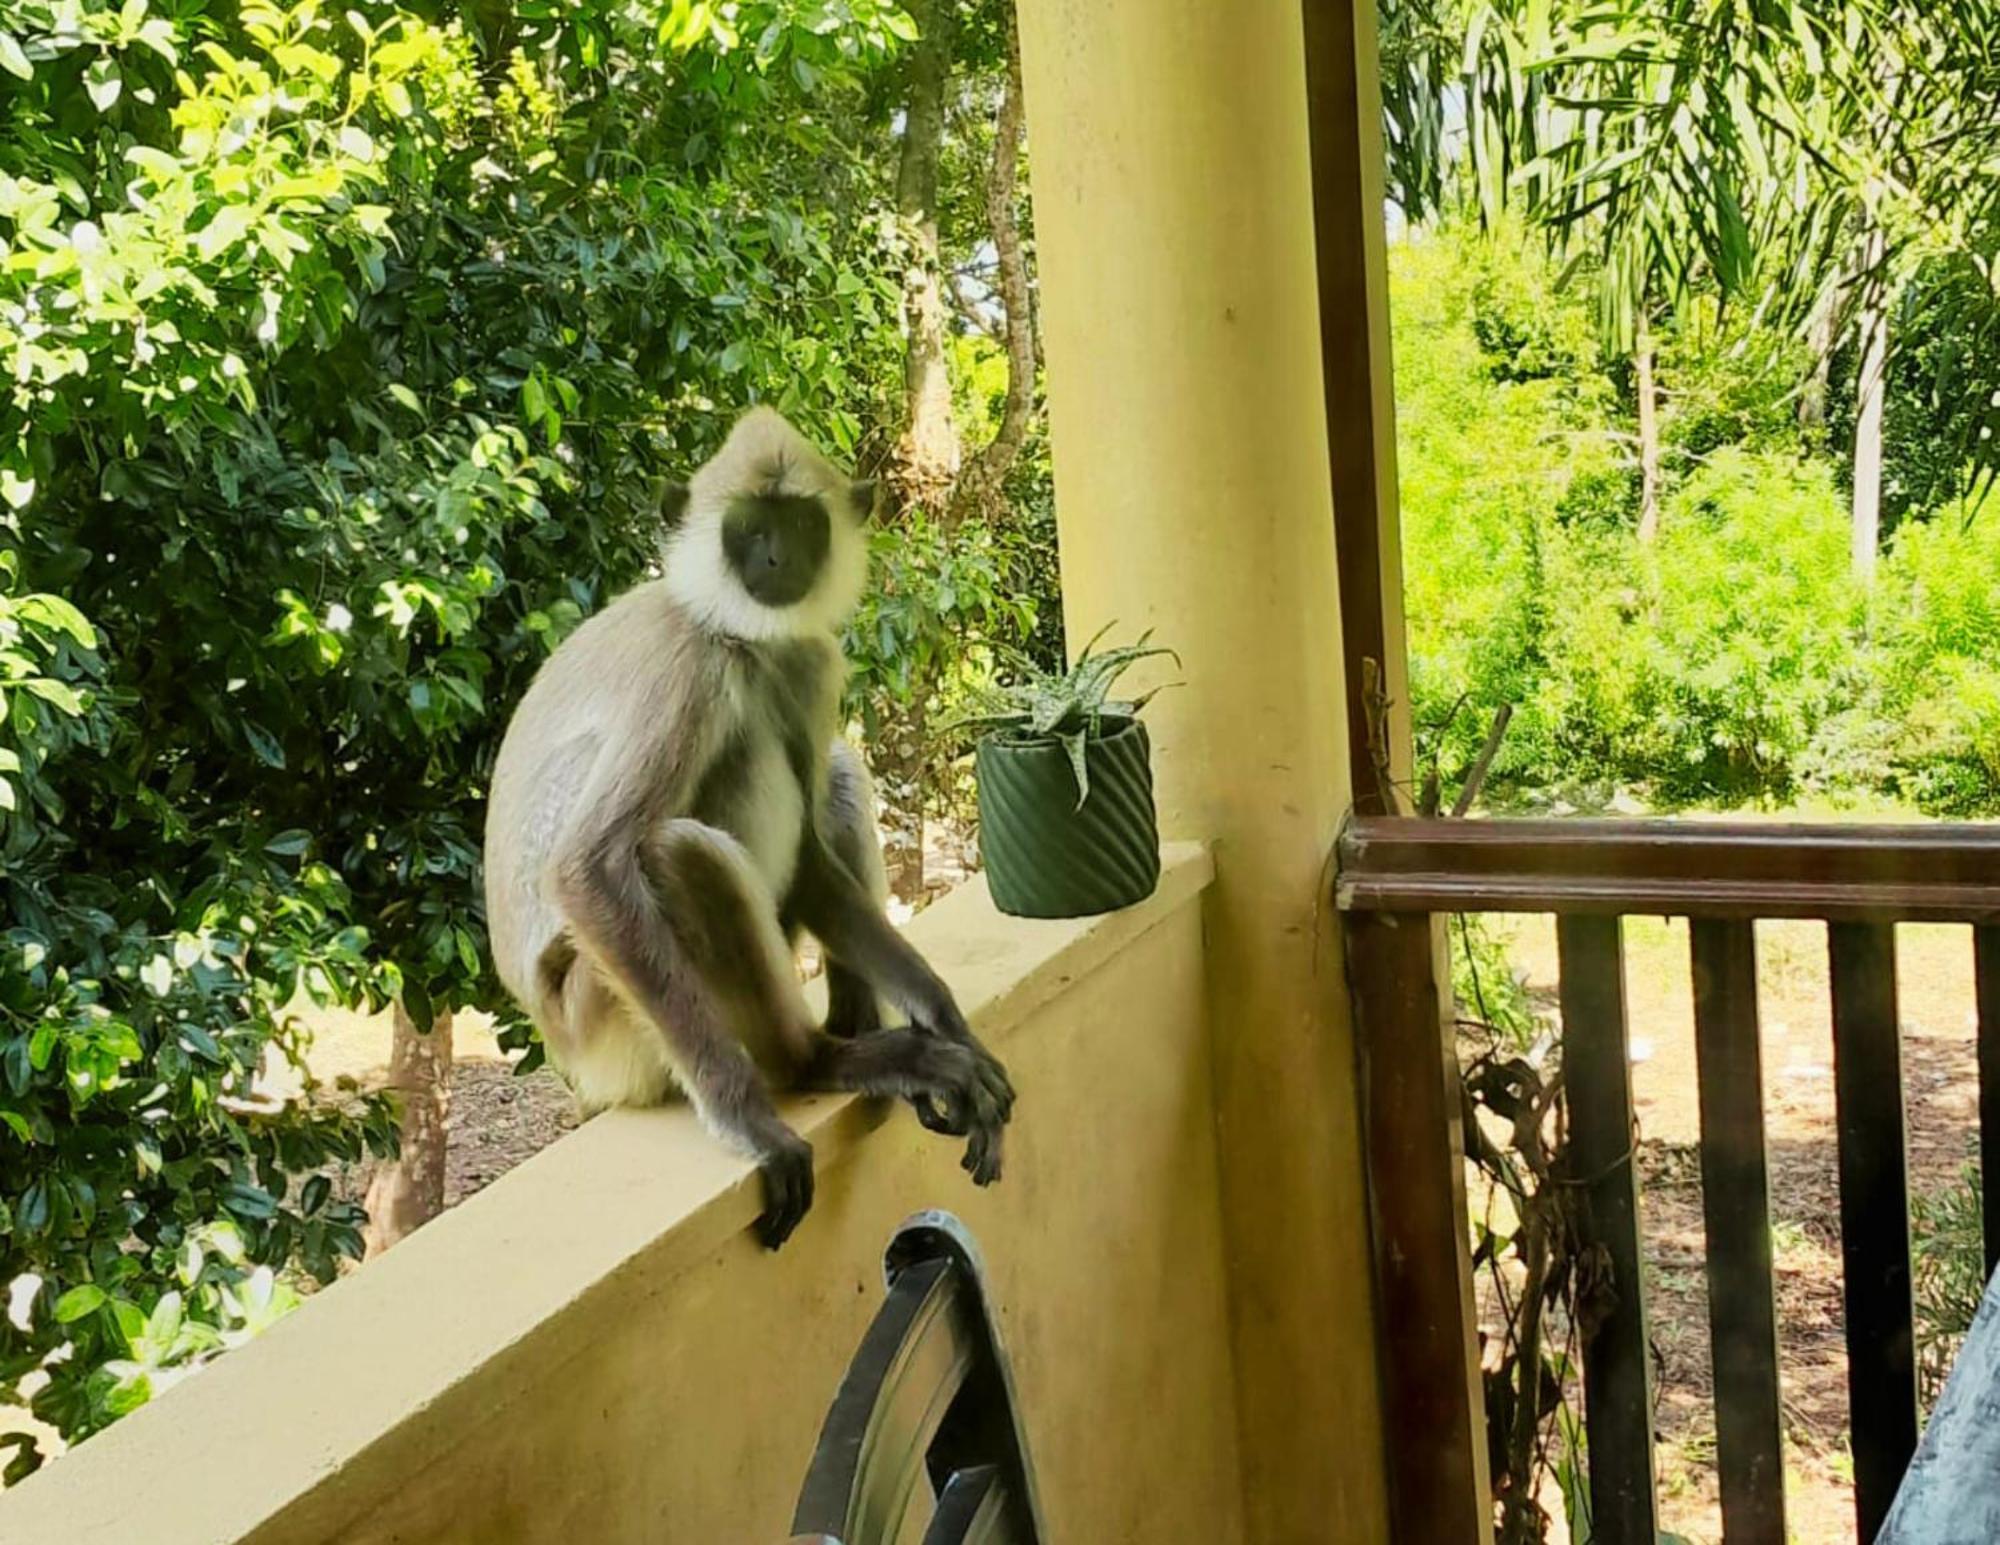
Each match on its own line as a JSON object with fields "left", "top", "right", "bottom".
{"left": 961, "top": 1121, "right": 1004, "bottom": 1186}
{"left": 971, "top": 1049, "right": 1015, "bottom": 1120}
{"left": 909, "top": 1090, "right": 971, "bottom": 1137}
{"left": 755, "top": 1136, "right": 815, "bottom": 1250}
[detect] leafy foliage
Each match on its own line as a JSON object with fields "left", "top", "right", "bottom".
{"left": 1912, "top": 1164, "right": 1985, "bottom": 1415}
{"left": 0, "top": 0, "right": 1011, "bottom": 1465}
{"left": 1396, "top": 224, "right": 2000, "bottom": 816}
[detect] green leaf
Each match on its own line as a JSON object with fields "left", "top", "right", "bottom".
{"left": 18, "top": 1179, "right": 49, "bottom": 1234}
{"left": 179, "top": 1024, "right": 223, "bottom": 1063}
{"left": 54, "top": 1284, "right": 107, "bottom": 1323}
{"left": 300, "top": 1175, "right": 331, "bottom": 1215}
{"left": 264, "top": 829, "right": 312, "bottom": 857}
{"left": 1, "top": 1036, "right": 29, "bottom": 1095}
{"left": 221, "top": 1182, "right": 277, "bottom": 1222}
{"left": 102, "top": 1368, "right": 152, "bottom": 1417}
{"left": 134, "top": 17, "right": 177, "bottom": 62}
{"left": 386, "top": 383, "right": 422, "bottom": 414}
{"left": 1058, "top": 730, "right": 1091, "bottom": 809}
{"left": 84, "top": 58, "right": 122, "bottom": 111}
{"left": 242, "top": 722, "right": 286, "bottom": 769}
{"left": 110, "top": 1297, "right": 145, "bottom": 1347}
{"left": 24, "top": 679, "right": 83, "bottom": 715}
{"left": 2, "top": 1432, "right": 40, "bottom": 1486}
{"left": 15, "top": 594, "right": 97, "bottom": 645}
{"left": 26, "top": 1020, "right": 56, "bottom": 1070}
{"left": 147, "top": 1290, "right": 184, "bottom": 1347}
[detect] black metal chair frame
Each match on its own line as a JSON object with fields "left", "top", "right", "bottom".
{"left": 787, "top": 1212, "right": 1047, "bottom": 1545}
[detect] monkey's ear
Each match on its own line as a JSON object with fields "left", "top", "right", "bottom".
{"left": 659, "top": 481, "right": 692, "bottom": 529}
{"left": 849, "top": 479, "right": 879, "bottom": 522}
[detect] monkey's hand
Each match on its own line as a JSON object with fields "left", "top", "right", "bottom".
{"left": 909, "top": 1079, "right": 1008, "bottom": 1187}
{"left": 908, "top": 986, "right": 1016, "bottom": 1119}
{"left": 904, "top": 992, "right": 1013, "bottom": 1187}
{"left": 755, "top": 1131, "right": 814, "bottom": 1250}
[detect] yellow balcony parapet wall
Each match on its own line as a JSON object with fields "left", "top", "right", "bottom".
{"left": 0, "top": 844, "right": 1240, "bottom": 1545}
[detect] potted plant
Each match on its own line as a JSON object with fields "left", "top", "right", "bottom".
{"left": 952, "top": 626, "right": 1179, "bottom": 919}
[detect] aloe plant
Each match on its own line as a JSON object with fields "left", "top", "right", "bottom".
{"left": 951, "top": 624, "right": 1180, "bottom": 808}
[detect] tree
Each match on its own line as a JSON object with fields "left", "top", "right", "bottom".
{"left": 863, "top": 0, "right": 1044, "bottom": 903}
{"left": 947, "top": 16, "right": 1035, "bottom": 524}
{"left": 360, "top": 1005, "right": 452, "bottom": 1257}
{"left": 1376, "top": 0, "right": 1985, "bottom": 568}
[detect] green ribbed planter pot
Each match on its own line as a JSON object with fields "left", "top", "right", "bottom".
{"left": 975, "top": 715, "right": 1161, "bottom": 919}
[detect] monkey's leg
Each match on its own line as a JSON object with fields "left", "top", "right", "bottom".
{"left": 553, "top": 819, "right": 818, "bottom": 1248}
{"left": 818, "top": 741, "right": 889, "bottom": 1040}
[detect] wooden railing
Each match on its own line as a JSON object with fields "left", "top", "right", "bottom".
{"left": 1335, "top": 816, "right": 2000, "bottom": 1545}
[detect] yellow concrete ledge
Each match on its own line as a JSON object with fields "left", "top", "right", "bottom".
{"left": 0, "top": 843, "right": 1219, "bottom": 1545}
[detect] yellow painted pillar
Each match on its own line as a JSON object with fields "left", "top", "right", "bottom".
{"left": 1015, "top": 2, "right": 1389, "bottom": 1540}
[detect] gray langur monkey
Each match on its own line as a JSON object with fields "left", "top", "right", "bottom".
{"left": 483, "top": 407, "right": 1014, "bottom": 1249}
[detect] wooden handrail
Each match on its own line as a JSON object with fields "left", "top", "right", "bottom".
{"left": 1336, "top": 816, "right": 2000, "bottom": 921}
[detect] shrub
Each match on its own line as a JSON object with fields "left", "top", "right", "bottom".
{"left": 1578, "top": 449, "right": 1863, "bottom": 804}
{"left": 1871, "top": 501, "right": 2000, "bottom": 815}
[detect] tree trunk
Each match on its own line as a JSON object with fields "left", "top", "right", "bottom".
{"left": 893, "top": 0, "right": 960, "bottom": 517}
{"left": 1799, "top": 286, "right": 1837, "bottom": 431}
{"left": 1851, "top": 224, "right": 1889, "bottom": 584}
{"left": 362, "top": 1001, "right": 453, "bottom": 1257}
{"left": 949, "top": 18, "right": 1037, "bottom": 524}
{"left": 875, "top": 685, "right": 929, "bottom": 904}
{"left": 1634, "top": 322, "right": 1662, "bottom": 544}
{"left": 880, "top": 0, "right": 959, "bottom": 904}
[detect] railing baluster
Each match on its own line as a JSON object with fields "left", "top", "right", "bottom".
{"left": 1690, "top": 919, "right": 1786, "bottom": 1545}
{"left": 1976, "top": 926, "right": 2000, "bottom": 1281}
{"left": 1557, "top": 914, "right": 1657, "bottom": 1544}
{"left": 1345, "top": 911, "right": 1491, "bottom": 1545}
{"left": 1828, "top": 922, "right": 1918, "bottom": 1544}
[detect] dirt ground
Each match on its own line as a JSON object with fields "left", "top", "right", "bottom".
{"left": 1490, "top": 912, "right": 1981, "bottom": 1545}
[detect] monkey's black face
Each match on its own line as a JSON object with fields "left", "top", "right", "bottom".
{"left": 722, "top": 493, "right": 832, "bottom": 608}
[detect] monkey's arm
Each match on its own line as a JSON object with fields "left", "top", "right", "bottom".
{"left": 787, "top": 837, "right": 1015, "bottom": 1119}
